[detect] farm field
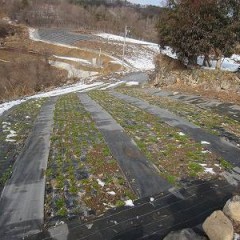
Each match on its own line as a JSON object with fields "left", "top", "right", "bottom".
{"left": 0, "top": 84, "right": 240, "bottom": 239}
{"left": 0, "top": 23, "right": 240, "bottom": 240}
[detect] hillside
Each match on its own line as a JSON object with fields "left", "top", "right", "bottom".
{"left": 0, "top": 2, "right": 240, "bottom": 240}
{"left": 1, "top": 0, "right": 161, "bottom": 42}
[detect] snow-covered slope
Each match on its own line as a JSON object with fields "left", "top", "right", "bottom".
{"left": 97, "top": 33, "right": 240, "bottom": 72}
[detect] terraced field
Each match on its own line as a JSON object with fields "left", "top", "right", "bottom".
{"left": 0, "top": 99, "right": 45, "bottom": 192}
{"left": 45, "top": 94, "right": 135, "bottom": 225}
{"left": 118, "top": 88, "right": 240, "bottom": 147}
{"left": 89, "top": 91, "right": 226, "bottom": 184}
{"left": 0, "top": 85, "right": 239, "bottom": 240}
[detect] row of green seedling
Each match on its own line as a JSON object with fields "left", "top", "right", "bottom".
{"left": 45, "top": 93, "right": 135, "bottom": 226}
{"left": 118, "top": 88, "right": 240, "bottom": 146}
{"left": 89, "top": 90, "right": 229, "bottom": 186}
{"left": 0, "top": 98, "right": 45, "bottom": 190}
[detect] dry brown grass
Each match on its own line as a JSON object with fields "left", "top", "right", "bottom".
{"left": 0, "top": 22, "right": 71, "bottom": 102}
{"left": 0, "top": 22, "right": 123, "bottom": 101}
{"left": 0, "top": 50, "right": 67, "bottom": 102}
{"left": 5, "top": 25, "right": 121, "bottom": 69}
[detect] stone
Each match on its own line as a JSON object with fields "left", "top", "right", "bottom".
{"left": 203, "top": 210, "right": 234, "bottom": 240}
{"left": 223, "top": 195, "right": 240, "bottom": 222}
{"left": 163, "top": 228, "right": 207, "bottom": 240}
{"left": 220, "top": 80, "right": 231, "bottom": 90}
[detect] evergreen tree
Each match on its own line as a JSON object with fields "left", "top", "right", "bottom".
{"left": 157, "top": 0, "right": 240, "bottom": 68}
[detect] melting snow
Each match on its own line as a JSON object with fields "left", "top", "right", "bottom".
{"left": 86, "top": 224, "right": 93, "bottom": 230}
{"left": 0, "top": 99, "right": 27, "bottom": 117}
{"left": 231, "top": 54, "right": 240, "bottom": 62}
{"left": 96, "top": 32, "right": 159, "bottom": 70}
{"left": 199, "top": 164, "right": 216, "bottom": 175}
{"left": 6, "top": 130, "right": 17, "bottom": 142}
{"left": 1, "top": 28, "right": 106, "bottom": 116}
{"left": 201, "top": 150, "right": 211, "bottom": 154}
{"left": 100, "top": 81, "right": 125, "bottom": 90}
{"left": 97, "top": 179, "right": 105, "bottom": 187}
{"left": 4, "top": 124, "right": 17, "bottom": 142}
{"left": 50, "top": 61, "right": 98, "bottom": 78}
{"left": 0, "top": 81, "right": 105, "bottom": 116}
{"left": 96, "top": 33, "right": 158, "bottom": 46}
{"left": 107, "top": 191, "right": 116, "bottom": 196}
{"left": 234, "top": 233, "right": 240, "bottom": 240}
{"left": 53, "top": 55, "right": 92, "bottom": 65}
{"left": 201, "top": 141, "right": 211, "bottom": 145}
{"left": 125, "top": 199, "right": 134, "bottom": 207}
{"left": 178, "top": 132, "right": 185, "bottom": 136}
{"left": 29, "top": 28, "right": 132, "bottom": 70}
{"left": 204, "top": 168, "right": 216, "bottom": 174}
{"left": 126, "top": 81, "right": 139, "bottom": 86}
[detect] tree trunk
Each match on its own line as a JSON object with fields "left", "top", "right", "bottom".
{"left": 215, "top": 49, "right": 222, "bottom": 70}
{"left": 203, "top": 55, "right": 212, "bottom": 67}
{"left": 188, "top": 55, "right": 197, "bottom": 66}
{"left": 216, "top": 57, "right": 222, "bottom": 70}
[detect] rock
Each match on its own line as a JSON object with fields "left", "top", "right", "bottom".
{"left": 220, "top": 80, "right": 231, "bottom": 90}
{"left": 203, "top": 210, "right": 234, "bottom": 240}
{"left": 223, "top": 195, "right": 240, "bottom": 222}
{"left": 163, "top": 228, "right": 207, "bottom": 240}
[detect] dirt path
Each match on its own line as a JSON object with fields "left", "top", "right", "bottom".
{"left": 0, "top": 97, "right": 57, "bottom": 240}
{"left": 110, "top": 91, "right": 240, "bottom": 167}
{"left": 78, "top": 93, "right": 172, "bottom": 197}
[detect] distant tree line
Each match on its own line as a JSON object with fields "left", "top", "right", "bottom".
{"left": 1, "top": 0, "right": 162, "bottom": 42}
{"left": 157, "top": 0, "right": 240, "bottom": 68}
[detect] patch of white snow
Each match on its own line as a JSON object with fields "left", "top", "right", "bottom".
{"left": 204, "top": 167, "right": 216, "bottom": 175}
{"left": 201, "top": 141, "right": 211, "bottom": 145}
{"left": 178, "top": 132, "right": 185, "bottom": 136}
{"left": 53, "top": 55, "right": 92, "bottom": 65}
{"left": 96, "top": 33, "right": 158, "bottom": 46}
{"left": 107, "top": 191, "right": 116, "bottom": 196}
{"left": 201, "top": 150, "right": 211, "bottom": 154}
{"left": 50, "top": 61, "right": 98, "bottom": 78}
{"left": 100, "top": 81, "right": 125, "bottom": 90}
{"left": 125, "top": 199, "right": 134, "bottom": 207}
{"left": 97, "top": 179, "right": 105, "bottom": 187}
{"left": 0, "top": 81, "right": 105, "bottom": 116}
{"left": 126, "top": 81, "right": 139, "bottom": 86}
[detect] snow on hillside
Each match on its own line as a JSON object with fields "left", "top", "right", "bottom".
{"left": 198, "top": 56, "right": 240, "bottom": 72}
{"left": 97, "top": 33, "right": 240, "bottom": 72}
{"left": 96, "top": 33, "right": 159, "bottom": 70}
{"left": 50, "top": 61, "right": 98, "bottom": 78}
{"left": 53, "top": 56, "right": 92, "bottom": 65}
{"left": 96, "top": 33, "right": 158, "bottom": 46}
{"left": 0, "top": 81, "right": 105, "bottom": 116}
